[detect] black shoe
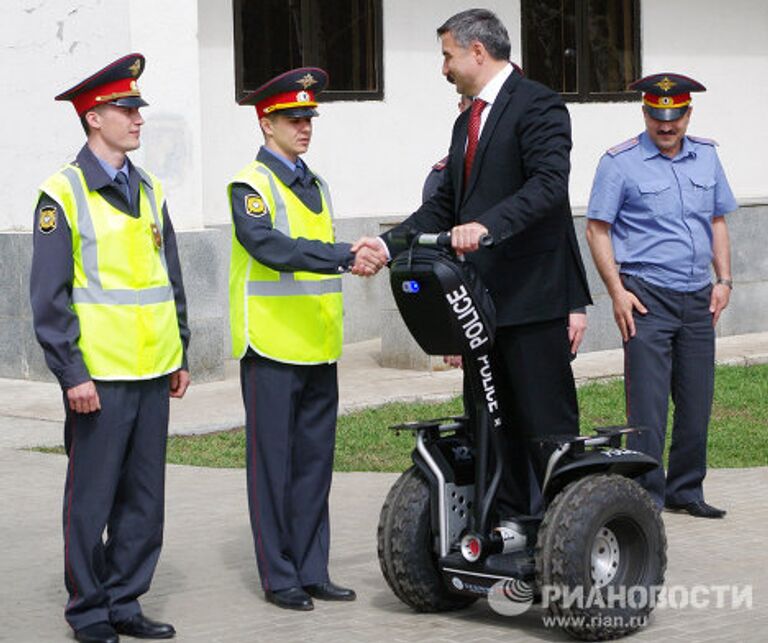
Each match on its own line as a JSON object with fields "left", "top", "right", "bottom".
{"left": 114, "top": 614, "right": 175, "bottom": 639}
{"left": 265, "top": 587, "right": 314, "bottom": 611}
{"left": 304, "top": 581, "right": 357, "bottom": 601}
{"left": 665, "top": 500, "right": 726, "bottom": 519}
{"left": 74, "top": 622, "right": 118, "bottom": 643}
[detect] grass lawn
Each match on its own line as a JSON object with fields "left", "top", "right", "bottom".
{"left": 38, "top": 364, "right": 768, "bottom": 471}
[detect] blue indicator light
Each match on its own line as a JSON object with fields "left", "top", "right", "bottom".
{"left": 402, "top": 280, "right": 421, "bottom": 294}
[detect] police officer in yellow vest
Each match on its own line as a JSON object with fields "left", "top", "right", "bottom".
{"left": 230, "top": 67, "right": 383, "bottom": 611}
{"left": 30, "top": 54, "right": 190, "bottom": 643}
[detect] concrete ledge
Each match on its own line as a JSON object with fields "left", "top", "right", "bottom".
{"left": 175, "top": 228, "right": 228, "bottom": 382}
{"left": 0, "top": 228, "right": 227, "bottom": 383}
{"left": 3, "top": 203, "right": 767, "bottom": 379}
{"left": 378, "top": 204, "right": 768, "bottom": 365}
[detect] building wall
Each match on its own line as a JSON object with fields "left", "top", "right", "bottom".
{"left": 574, "top": 204, "right": 768, "bottom": 352}
{"left": 3, "top": 0, "right": 767, "bottom": 231}
{"left": 0, "top": 228, "right": 226, "bottom": 382}
{"left": 2, "top": 0, "right": 767, "bottom": 381}
{"left": 193, "top": 0, "right": 768, "bottom": 223}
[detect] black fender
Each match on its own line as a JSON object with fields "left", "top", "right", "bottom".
{"left": 543, "top": 448, "right": 658, "bottom": 501}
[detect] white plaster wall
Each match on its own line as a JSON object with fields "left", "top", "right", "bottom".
{"left": 3, "top": 0, "right": 766, "bottom": 232}
{"left": 1, "top": 0, "right": 204, "bottom": 231}
{"left": 197, "top": 0, "right": 521, "bottom": 226}
{"left": 128, "top": 0, "right": 205, "bottom": 229}
{"left": 1, "top": 0, "right": 132, "bottom": 230}
{"left": 198, "top": 0, "right": 767, "bottom": 224}
{"left": 570, "top": 0, "right": 768, "bottom": 207}
{"left": 198, "top": 0, "right": 242, "bottom": 226}
{"left": 640, "top": 0, "right": 768, "bottom": 202}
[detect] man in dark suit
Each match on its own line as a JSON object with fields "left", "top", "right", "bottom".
{"left": 378, "top": 8, "right": 591, "bottom": 520}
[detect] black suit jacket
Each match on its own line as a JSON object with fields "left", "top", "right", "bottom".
{"left": 384, "top": 70, "right": 591, "bottom": 327}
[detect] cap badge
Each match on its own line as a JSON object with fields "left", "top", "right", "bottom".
{"left": 297, "top": 73, "right": 318, "bottom": 89}
{"left": 655, "top": 77, "right": 676, "bottom": 92}
{"left": 129, "top": 59, "right": 142, "bottom": 77}
{"left": 38, "top": 206, "right": 57, "bottom": 234}
{"left": 296, "top": 90, "right": 310, "bottom": 103}
{"left": 659, "top": 96, "right": 673, "bottom": 106}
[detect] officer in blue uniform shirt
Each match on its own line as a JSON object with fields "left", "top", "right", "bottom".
{"left": 586, "top": 73, "right": 737, "bottom": 518}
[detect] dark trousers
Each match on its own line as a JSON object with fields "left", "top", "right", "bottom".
{"left": 622, "top": 275, "right": 715, "bottom": 508}
{"left": 240, "top": 354, "right": 337, "bottom": 591}
{"left": 63, "top": 377, "right": 169, "bottom": 631}
{"left": 477, "top": 317, "right": 579, "bottom": 518}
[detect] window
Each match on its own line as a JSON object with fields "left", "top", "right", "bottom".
{"left": 521, "top": 0, "right": 640, "bottom": 102}
{"left": 234, "top": 0, "right": 383, "bottom": 102}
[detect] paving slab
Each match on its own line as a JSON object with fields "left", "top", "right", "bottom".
{"left": 1, "top": 332, "right": 767, "bottom": 641}
{"left": 0, "top": 450, "right": 765, "bottom": 642}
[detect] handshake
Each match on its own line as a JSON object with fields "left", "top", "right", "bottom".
{"left": 349, "top": 237, "right": 388, "bottom": 277}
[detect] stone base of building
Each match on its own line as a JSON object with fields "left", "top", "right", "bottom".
{"left": 3, "top": 203, "right": 767, "bottom": 381}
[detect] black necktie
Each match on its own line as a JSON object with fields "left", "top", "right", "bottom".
{"left": 114, "top": 172, "right": 130, "bottom": 204}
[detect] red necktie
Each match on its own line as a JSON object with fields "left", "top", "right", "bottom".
{"left": 464, "top": 98, "right": 487, "bottom": 183}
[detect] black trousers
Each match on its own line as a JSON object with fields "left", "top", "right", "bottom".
{"left": 467, "top": 317, "right": 579, "bottom": 519}
{"left": 622, "top": 275, "right": 715, "bottom": 508}
{"left": 240, "top": 354, "right": 337, "bottom": 591}
{"left": 63, "top": 377, "right": 169, "bottom": 631}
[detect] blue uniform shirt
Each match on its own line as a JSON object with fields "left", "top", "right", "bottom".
{"left": 587, "top": 131, "right": 738, "bottom": 292}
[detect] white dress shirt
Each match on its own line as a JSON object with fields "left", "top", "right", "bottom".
{"left": 474, "top": 62, "right": 514, "bottom": 136}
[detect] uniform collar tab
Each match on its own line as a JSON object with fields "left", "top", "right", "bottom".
{"left": 76, "top": 145, "right": 113, "bottom": 190}
{"left": 639, "top": 132, "right": 661, "bottom": 159}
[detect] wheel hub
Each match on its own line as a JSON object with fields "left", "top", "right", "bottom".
{"left": 591, "top": 526, "right": 620, "bottom": 587}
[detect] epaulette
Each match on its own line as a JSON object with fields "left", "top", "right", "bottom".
{"left": 687, "top": 135, "right": 718, "bottom": 146}
{"left": 606, "top": 137, "right": 639, "bottom": 157}
{"left": 432, "top": 155, "right": 448, "bottom": 171}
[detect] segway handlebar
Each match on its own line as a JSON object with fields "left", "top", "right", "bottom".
{"left": 414, "top": 231, "right": 495, "bottom": 249}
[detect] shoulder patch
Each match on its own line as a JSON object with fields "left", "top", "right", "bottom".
{"left": 687, "top": 135, "right": 718, "bottom": 146}
{"left": 606, "top": 137, "right": 640, "bottom": 157}
{"left": 605, "top": 136, "right": 640, "bottom": 156}
{"left": 432, "top": 155, "right": 449, "bottom": 171}
{"left": 244, "top": 193, "right": 268, "bottom": 218}
{"left": 38, "top": 205, "right": 58, "bottom": 234}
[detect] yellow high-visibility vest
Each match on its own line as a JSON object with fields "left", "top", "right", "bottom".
{"left": 229, "top": 161, "right": 343, "bottom": 364}
{"left": 40, "top": 164, "right": 183, "bottom": 380}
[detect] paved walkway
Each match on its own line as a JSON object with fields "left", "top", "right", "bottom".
{"left": 1, "top": 333, "right": 767, "bottom": 642}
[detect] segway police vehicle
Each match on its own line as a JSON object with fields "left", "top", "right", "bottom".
{"left": 377, "top": 232, "right": 667, "bottom": 641}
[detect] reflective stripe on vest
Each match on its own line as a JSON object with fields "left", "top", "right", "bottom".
{"left": 228, "top": 161, "right": 343, "bottom": 364}
{"left": 61, "top": 166, "right": 174, "bottom": 306}
{"left": 245, "top": 165, "right": 340, "bottom": 298}
{"left": 247, "top": 272, "right": 342, "bottom": 297}
{"left": 46, "top": 164, "right": 183, "bottom": 380}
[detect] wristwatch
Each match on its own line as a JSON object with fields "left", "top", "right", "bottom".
{"left": 716, "top": 278, "right": 733, "bottom": 289}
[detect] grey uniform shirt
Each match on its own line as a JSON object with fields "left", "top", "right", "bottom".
{"left": 30, "top": 144, "right": 191, "bottom": 389}
{"left": 230, "top": 146, "right": 354, "bottom": 274}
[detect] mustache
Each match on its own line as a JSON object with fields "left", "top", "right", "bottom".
{"left": 655, "top": 128, "right": 677, "bottom": 135}
{"left": 446, "top": 73, "right": 456, "bottom": 85}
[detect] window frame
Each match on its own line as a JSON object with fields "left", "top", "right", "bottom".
{"left": 520, "top": 0, "right": 642, "bottom": 103}
{"left": 233, "top": 0, "right": 384, "bottom": 103}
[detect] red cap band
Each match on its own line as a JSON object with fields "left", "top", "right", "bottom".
{"left": 72, "top": 77, "right": 142, "bottom": 116}
{"left": 643, "top": 92, "right": 691, "bottom": 110}
{"left": 256, "top": 89, "right": 317, "bottom": 119}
